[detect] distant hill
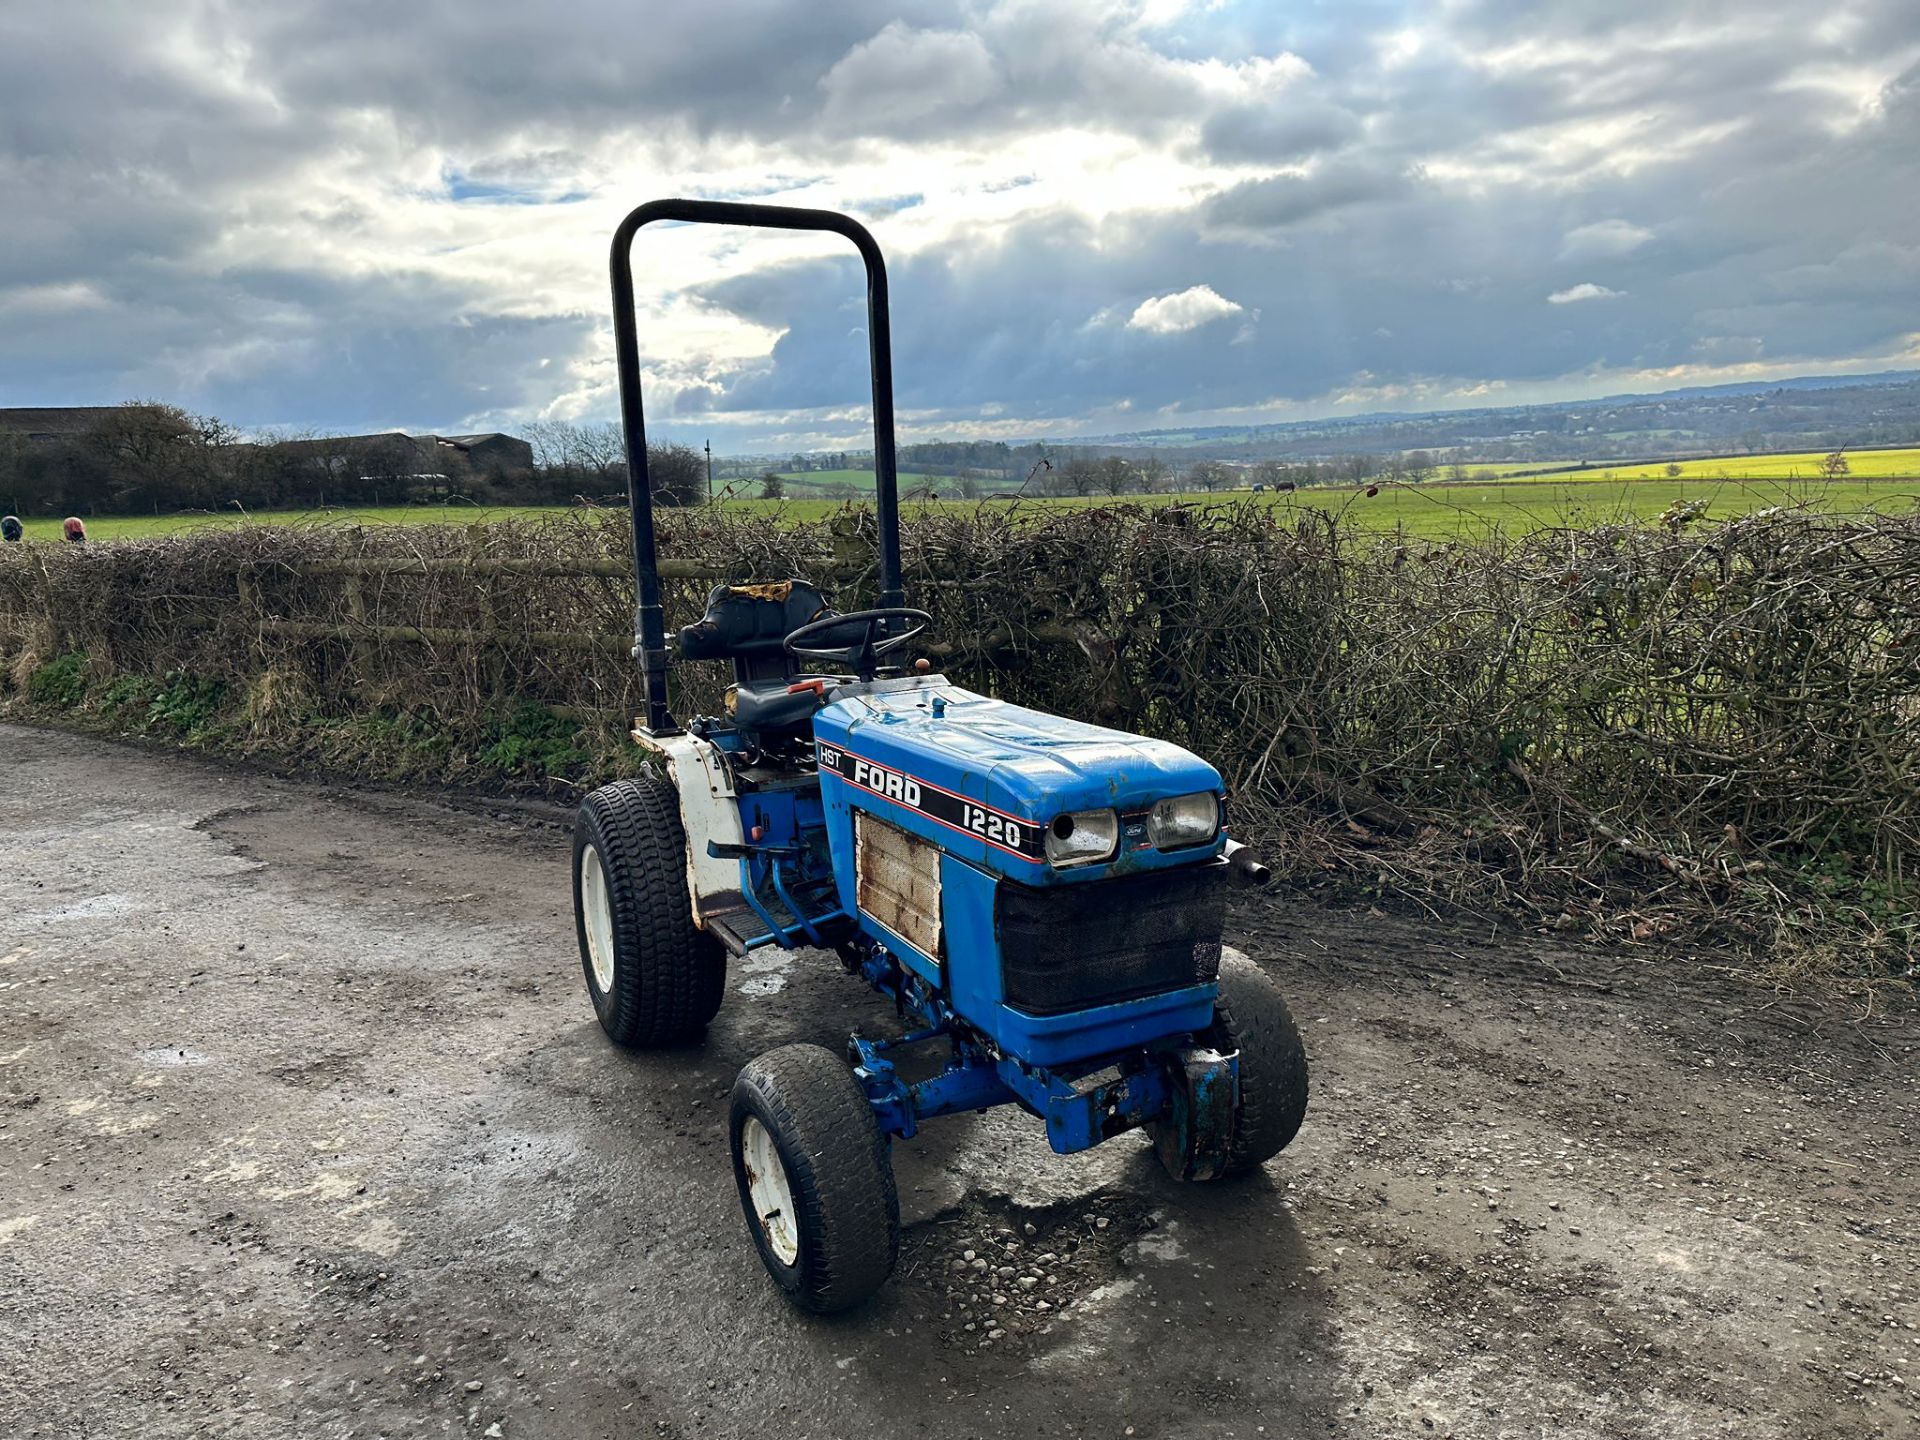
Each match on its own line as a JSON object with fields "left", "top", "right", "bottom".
{"left": 734, "top": 368, "right": 1920, "bottom": 474}
{"left": 1045, "top": 370, "right": 1920, "bottom": 467}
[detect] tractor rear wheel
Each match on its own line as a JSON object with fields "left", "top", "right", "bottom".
{"left": 729, "top": 1043, "right": 899, "bottom": 1313}
{"left": 1155, "top": 949, "right": 1309, "bottom": 1181}
{"left": 573, "top": 777, "right": 726, "bottom": 1048}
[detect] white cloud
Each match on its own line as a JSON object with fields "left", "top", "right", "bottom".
{"left": 1547, "top": 282, "right": 1625, "bottom": 304}
{"left": 1126, "top": 285, "right": 1245, "bottom": 334}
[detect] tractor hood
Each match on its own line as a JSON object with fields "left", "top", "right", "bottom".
{"left": 814, "top": 680, "right": 1222, "bottom": 824}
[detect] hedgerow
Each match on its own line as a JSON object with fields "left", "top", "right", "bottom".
{"left": 2, "top": 501, "right": 1914, "bottom": 975}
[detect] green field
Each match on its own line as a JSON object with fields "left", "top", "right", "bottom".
{"left": 11, "top": 468, "right": 1918, "bottom": 545}
{"left": 742, "top": 477, "right": 1920, "bottom": 537}
{"left": 769, "top": 468, "right": 940, "bottom": 491}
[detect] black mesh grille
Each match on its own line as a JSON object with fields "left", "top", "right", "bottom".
{"left": 996, "top": 862, "right": 1226, "bottom": 1015}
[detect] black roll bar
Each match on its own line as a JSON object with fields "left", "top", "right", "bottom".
{"left": 609, "top": 198, "right": 905, "bottom": 735}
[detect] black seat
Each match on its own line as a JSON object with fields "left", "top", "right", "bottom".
{"left": 731, "top": 679, "right": 828, "bottom": 733}
{"left": 677, "top": 581, "right": 837, "bottom": 737}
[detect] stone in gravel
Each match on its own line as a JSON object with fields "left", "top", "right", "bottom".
{"left": 1018, "top": 1276, "right": 1039, "bottom": 1289}
{"left": 464, "top": 1380, "right": 484, "bottom": 1392}
{"left": 1096, "top": 1217, "right": 1110, "bottom": 1229}
{"left": 963, "top": 1249, "right": 976, "bottom": 1261}
{"left": 1023, "top": 1223, "right": 1037, "bottom": 1236}
{"left": 970, "top": 1258, "right": 988, "bottom": 1272}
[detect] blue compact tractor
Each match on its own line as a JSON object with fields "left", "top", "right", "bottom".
{"left": 576, "top": 200, "right": 1308, "bottom": 1312}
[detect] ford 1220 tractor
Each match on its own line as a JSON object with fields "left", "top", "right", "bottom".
{"left": 575, "top": 199, "right": 1308, "bottom": 1312}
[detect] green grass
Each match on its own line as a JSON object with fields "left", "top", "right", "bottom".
{"left": 768, "top": 468, "right": 941, "bottom": 491}
{"left": 11, "top": 467, "right": 1919, "bottom": 544}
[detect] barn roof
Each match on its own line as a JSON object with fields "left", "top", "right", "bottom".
{"left": 0, "top": 406, "right": 122, "bottom": 437}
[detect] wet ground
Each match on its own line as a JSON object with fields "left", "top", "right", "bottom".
{"left": 1, "top": 721, "right": 1914, "bottom": 1439}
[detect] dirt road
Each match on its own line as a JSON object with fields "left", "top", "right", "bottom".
{"left": 1, "top": 722, "right": 1914, "bottom": 1439}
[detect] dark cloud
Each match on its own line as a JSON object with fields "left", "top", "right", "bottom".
{"left": 1202, "top": 159, "right": 1412, "bottom": 233}
{"left": 1199, "top": 99, "right": 1363, "bottom": 164}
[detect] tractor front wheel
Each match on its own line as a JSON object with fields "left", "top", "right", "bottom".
{"left": 573, "top": 777, "right": 726, "bottom": 1048}
{"left": 1154, "top": 949, "right": 1309, "bottom": 1181}
{"left": 729, "top": 1044, "right": 899, "bottom": 1313}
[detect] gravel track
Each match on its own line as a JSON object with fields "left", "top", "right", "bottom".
{"left": 1, "top": 722, "right": 1913, "bottom": 1438}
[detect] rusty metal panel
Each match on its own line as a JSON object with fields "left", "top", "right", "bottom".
{"left": 855, "top": 811, "right": 942, "bottom": 962}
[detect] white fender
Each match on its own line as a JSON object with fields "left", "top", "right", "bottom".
{"left": 629, "top": 729, "right": 746, "bottom": 928}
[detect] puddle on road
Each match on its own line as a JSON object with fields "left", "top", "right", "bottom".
{"left": 18, "top": 894, "right": 141, "bottom": 925}
{"left": 135, "top": 1047, "right": 212, "bottom": 1067}
{"left": 736, "top": 951, "right": 793, "bottom": 997}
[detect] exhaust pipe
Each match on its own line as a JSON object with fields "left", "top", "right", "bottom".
{"left": 1223, "top": 839, "right": 1271, "bottom": 888}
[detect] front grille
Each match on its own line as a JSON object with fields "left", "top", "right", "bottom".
{"left": 996, "top": 862, "right": 1226, "bottom": 1015}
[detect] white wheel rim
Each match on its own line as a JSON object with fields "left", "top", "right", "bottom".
{"left": 580, "top": 843, "right": 617, "bottom": 994}
{"left": 741, "top": 1116, "right": 801, "bottom": 1267}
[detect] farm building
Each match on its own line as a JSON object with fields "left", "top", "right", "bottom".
{"left": 0, "top": 406, "right": 124, "bottom": 442}
{"left": 0, "top": 409, "right": 533, "bottom": 480}
{"left": 271, "top": 430, "right": 534, "bottom": 478}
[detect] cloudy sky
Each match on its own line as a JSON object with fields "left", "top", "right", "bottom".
{"left": 2, "top": 1, "right": 1917, "bottom": 451}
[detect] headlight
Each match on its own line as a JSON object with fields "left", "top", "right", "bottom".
{"left": 1045, "top": 808, "right": 1119, "bottom": 867}
{"left": 1148, "top": 792, "right": 1220, "bottom": 850}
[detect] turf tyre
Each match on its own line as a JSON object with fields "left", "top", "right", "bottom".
{"left": 573, "top": 777, "right": 726, "bottom": 1048}
{"left": 1157, "top": 950, "right": 1309, "bottom": 1180}
{"left": 729, "top": 1043, "right": 899, "bottom": 1313}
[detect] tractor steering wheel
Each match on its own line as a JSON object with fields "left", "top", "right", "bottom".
{"left": 784, "top": 607, "right": 931, "bottom": 681}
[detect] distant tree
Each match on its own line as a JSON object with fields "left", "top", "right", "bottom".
{"left": 1665, "top": 462, "right": 1684, "bottom": 478}
{"left": 759, "top": 471, "right": 785, "bottom": 500}
{"left": 1447, "top": 460, "right": 1469, "bottom": 484}
{"left": 1095, "top": 456, "right": 1140, "bottom": 495}
{"left": 80, "top": 402, "right": 221, "bottom": 512}
{"left": 525, "top": 420, "right": 626, "bottom": 494}
{"left": 1821, "top": 450, "right": 1850, "bottom": 478}
{"left": 1058, "top": 455, "right": 1100, "bottom": 497}
{"left": 1138, "top": 455, "right": 1172, "bottom": 492}
{"left": 1405, "top": 450, "right": 1434, "bottom": 485}
{"left": 650, "top": 443, "right": 707, "bottom": 506}
{"left": 1185, "top": 459, "right": 1236, "bottom": 491}
{"left": 954, "top": 468, "right": 981, "bottom": 500}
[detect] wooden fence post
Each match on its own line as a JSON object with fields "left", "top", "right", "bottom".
{"left": 344, "top": 571, "right": 372, "bottom": 693}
